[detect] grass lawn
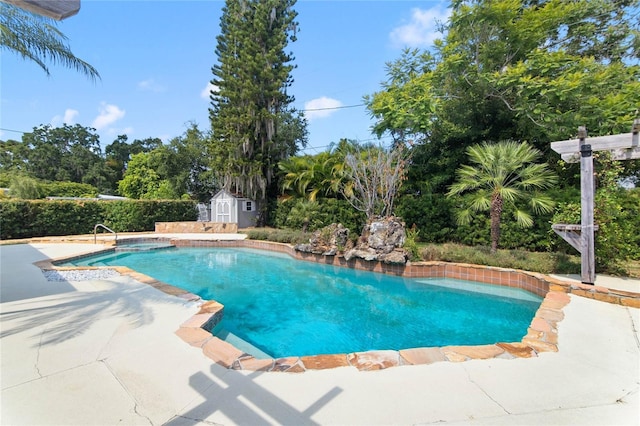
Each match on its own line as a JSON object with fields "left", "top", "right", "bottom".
{"left": 628, "top": 260, "right": 640, "bottom": 278}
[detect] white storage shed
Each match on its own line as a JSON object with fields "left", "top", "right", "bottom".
{"left": 210, "top": 189, "right": 258, "bottom": 228}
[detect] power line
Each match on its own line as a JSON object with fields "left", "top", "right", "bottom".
{"left": 301, "top": 103, "right": 365, "bottom": 112}
{"left": 0, "top": 127, "right": 27, "bottom": 134}
{"left": 298, "top": 135, "right": 394, "bottom": 153}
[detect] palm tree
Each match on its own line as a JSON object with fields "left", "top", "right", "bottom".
{"left": 0, "top": 3, "right": 100, "bottom": 81}
{"left": 279, "top": 143, "right": 354, "bottom": 202}
{"left": 287, "top": 199, "right": 320, "bottom": 232}
{"left": 447, "top": 141, "right": 557, "bottom": 253}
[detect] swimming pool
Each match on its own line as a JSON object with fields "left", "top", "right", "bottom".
{"left": 66, "top": 247, "right": 542, "bottom": 358}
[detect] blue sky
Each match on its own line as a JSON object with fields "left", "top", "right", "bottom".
{"left": 1, "top": 0, "right": 450, "bottom": 153}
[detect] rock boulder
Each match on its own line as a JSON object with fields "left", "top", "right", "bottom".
{"left": 294, "top": 223, "right": 351, "bottom": 256}
{"left": 345, "top": 217, "right": 408, "bottom": 264}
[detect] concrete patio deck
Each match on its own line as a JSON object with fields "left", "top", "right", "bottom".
{"left": 1, "top": 238, "right": 638, "bottom": 425}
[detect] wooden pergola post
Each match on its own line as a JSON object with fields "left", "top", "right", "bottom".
{"left": 578, "top": 127, "right": 595, "bottom": 284}
{"left": 550, "top": 120, "right": 639, "bottom": 285}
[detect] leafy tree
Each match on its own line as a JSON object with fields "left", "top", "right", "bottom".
{"left": 209, "top": 0, "right": 304, "bottom": 223}
{"left": 279, "top": 138, "right": 358, "bottom": 201}
{"left": 14, "top": 124, "right": 115, "bottom": 192}
{"left": 116, "top": 125, "right": 216, "bottom": 201}
{"left": 164, "top": 124, "right": 218, "bottom": 202}
{"left": 105, "top": 135, "right": 164, "bottom": 186}
{"left": 9, "top": 175, "right": 43, "bottom": 199}
{"left": 117, "top": 153, "right": 172, "bottom": 199}
{"left": 343, "top": 144, "right": 409, "bottom": 220}
{"left": 105, "top": 135, "right": 132, "bottom": 181}
{"left": 0, "top": 139, "right": 28, "bottom": 172}
{"left": 0, "top": 2, "right": 99, "bottom": 80}
{"left": 366, "top": 0, "right": 640, "bottom": 188}
{"left": 447, "top": 141, "right": 557, "bottom": 253}
{"left": 287, "top": 199, "right": 320, "bottom": 232}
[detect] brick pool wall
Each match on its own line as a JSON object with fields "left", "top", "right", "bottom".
{"left": 170, "top": 238, "right": 639, "bottom": 306}
{"left": 172, "top": 239, "right": 552, "bottom": 297}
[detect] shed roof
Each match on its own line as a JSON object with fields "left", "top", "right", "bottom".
{"left": 212, "top": 189, "right": 253, "bottom": 201}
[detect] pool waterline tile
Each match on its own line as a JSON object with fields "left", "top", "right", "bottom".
{"left": 38, "top": 238, "right": 639, "bottom": 372}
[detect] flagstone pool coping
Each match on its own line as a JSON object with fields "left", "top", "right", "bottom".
{"left": 36, "top": 238, "right": 640, "bottom": 373}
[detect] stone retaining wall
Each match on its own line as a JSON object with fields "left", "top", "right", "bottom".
{"left": 155, "top": 222, "right": 238, "bottom": 234}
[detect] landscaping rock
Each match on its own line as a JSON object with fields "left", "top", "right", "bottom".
{"left": 345, "top": 217, "right": 408, "bottom": 264}
{"left": 294, "top": 223, "right": 350, "bottom": 255}
{"left": 295, "top": 217, "right": 409, "bottom": 264}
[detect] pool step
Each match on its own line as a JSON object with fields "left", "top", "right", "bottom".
{"left": 115, "top": 244, "right": 175, "bottom": 252}
{"left": 212, "top": 325, "right": 273, "bottom": 359}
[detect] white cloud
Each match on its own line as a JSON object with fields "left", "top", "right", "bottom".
{"left": 201, "top": 82, "right": 218, "bottom": 99}
{"left": 102, "top": 126, "right": 134, "bottom": 142}
{"left": 390, "top": 5, "right": 451, "bottom": 48}
{"left": 50, "top": 108, "right": 79, "bottom": 127}
{"left": 304, "top": 97, "right": 343, "bottom": 121}
{"left": 64, "top": 109, "right": 79, "bottom": 123}
{"left": 138, "top": 78, "right": 166, "bottom": 93}
{"left": 91, "top": 103, "right": 125, "bottom": 130}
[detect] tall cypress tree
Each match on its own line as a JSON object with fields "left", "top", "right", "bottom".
{"left": 209, "top": 0, "right": 302, "bottom": 223}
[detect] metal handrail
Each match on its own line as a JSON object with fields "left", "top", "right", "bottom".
{"left": 94, "top": 224, "right": 117, "bottom": 244}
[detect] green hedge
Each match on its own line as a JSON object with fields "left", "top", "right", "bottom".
{"left": 0, "top": 199, "right": 197, "bottom": 239}
{"left": 41, "top": 181, "right": 99, "bottom": 198}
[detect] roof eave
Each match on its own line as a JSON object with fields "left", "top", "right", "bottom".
{"left": 4, "top": 0, "right": 80, "bottom": 20}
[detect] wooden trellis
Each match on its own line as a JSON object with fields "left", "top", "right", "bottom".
{"left": 550, "top": 120, "right": 639, "bottom": 284}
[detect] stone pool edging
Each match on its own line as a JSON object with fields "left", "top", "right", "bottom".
{"left": 35, "top": 238, "right": 640, "bottom": 373}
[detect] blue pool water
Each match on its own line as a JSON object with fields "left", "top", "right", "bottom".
{"left": 66, "top": 247, "right": 542, "bottom": 358}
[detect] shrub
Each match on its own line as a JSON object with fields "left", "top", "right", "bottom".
{"left": 0, "top": 201, "right": 39, "bottom": 239}
{"left": 0, "top": 199, "right": 197, "bottom": 239}
{"left": 272, "top": 197, "right": 366, "bottom": 235}
{"left": 246, "top": 228, "right": 311, "bottom": 244}
{"left": 41, "top": 181, "right": 99, "bottom": 197}
{"left": 396, "top": 192, "right": 455, "bottom": 243}
{"left": 101, "top": 200, "right": 197, "bottom": 232}
{"left": 9, "top": 175, "right": 43, "bottom": 199}
{"left": 419, "top": 243, "right": 580, "bottom": 274}
{"left": 32, "top": 200, "right": 103, "bottom": 236}
{"left": 403, "top": 225, "right": 421, "bottom": 261}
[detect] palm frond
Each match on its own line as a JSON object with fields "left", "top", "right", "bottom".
{"left": 529, "top": 195, "right": 556, "bottom": 214}
{"left": 455, "top": 208, "right": 473, "bottom": 225}
{"left": 513, "top": 209, "right": 534, "bottom": 227}
{"left": 0, "top": 3, "right": 100, "bottom": 81}
{"left": 499, "top": 186, "right": 522, "bottom": 203}
{"left": 468, "top": 192, "right": 491, "bottom": 212}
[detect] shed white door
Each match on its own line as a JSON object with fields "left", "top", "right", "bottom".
{"left": 214, "top": 195, "right": 237, "bottom": 223}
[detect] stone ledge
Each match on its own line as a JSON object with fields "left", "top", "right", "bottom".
{"left": 155, "top": 222, "right": 238, "bottom": 234}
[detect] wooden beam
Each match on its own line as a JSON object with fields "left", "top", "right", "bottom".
{"left": 551, "top": 119, "right": 640, "bottom": 163}
{"left": 559, "top": 147, "right": 640, "bottom": 163}
{"left": 551, "top": 224, "right": 583, "bottom": 252}
{"left": 4, "top": 0, "right": 80, "bottom": 20}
